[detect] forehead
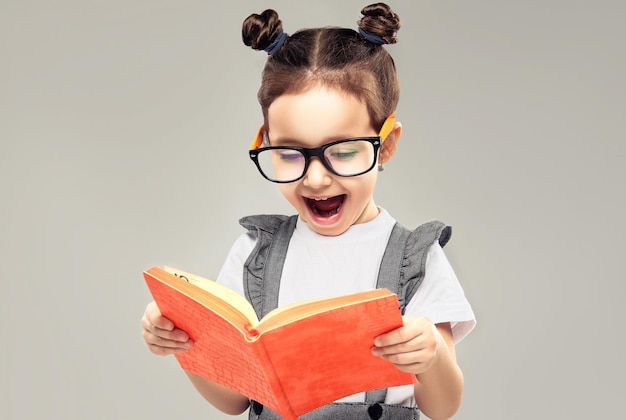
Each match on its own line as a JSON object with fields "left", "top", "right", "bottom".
{"left": 267, "top": 87, "right": 374, "bottom": 146}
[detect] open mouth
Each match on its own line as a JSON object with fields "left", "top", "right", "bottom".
{"left": 305, "top": 195, "right": 346, "bottom": 218}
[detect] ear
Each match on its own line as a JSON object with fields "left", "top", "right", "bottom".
{"left": 379, "top": 122, "right": 402, "bottom": 165}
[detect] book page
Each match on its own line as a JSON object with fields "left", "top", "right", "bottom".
{"left": 163, "top": 266, "right": 259, "bottom": 326}
{"left": 256, "top": 288, "right": 392, "bottom": 334}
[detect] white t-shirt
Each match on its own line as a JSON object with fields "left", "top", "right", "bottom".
{"left": 217, "top": 208, "right": 475, "bottom": 407}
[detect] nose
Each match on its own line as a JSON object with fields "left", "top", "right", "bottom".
{"left": 303, "top": 157, "right": 332, "bottom": 188}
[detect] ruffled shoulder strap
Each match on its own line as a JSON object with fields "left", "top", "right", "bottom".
{"left": 377, "top": 221, "right": 451, "bottom": 313}
{"left": 239, "top": 214, "right": 298, "bottom": 319}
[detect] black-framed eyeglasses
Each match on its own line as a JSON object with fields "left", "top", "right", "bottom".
{"left": 249, "top": 137, "right": 381, "bottom": 183}
{"left": 248, "top": 113, "right": 395, "bottom": 183}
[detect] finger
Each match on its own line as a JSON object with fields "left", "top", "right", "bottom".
{"left": 154, "top": 325, "right": 191, "bottom": 343}
{"left": 379, "top": 316, "right": 440, "bottom": 347}
{"left": 377, "top": 344, "right": 433, "bottom": 364}
{"left": 374, "top": 325, "right": 422, "bottom": 348}
{"left": 374, "top": 336, "right": 427, "bottom": 357}
{"left": 372, "top": 346, "right": 436, "bottom": 375}
{"left": 141, "top": 310, "right": 191, "bottom": 343}
{"left": 144, "top": 302, "right": 175, "bottom": 331}
{"left": 143, "top": 329, "right": 188, "bottom": 348}
{"left": 146, "top": 341, "right": 189, "bottom": 356}
{"left": 143, "top": 328, "right": 192, "bottom": 352}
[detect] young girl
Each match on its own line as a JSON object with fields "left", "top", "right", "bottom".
{"left": 142, "top": 3, "right": 475, "bottom": 419}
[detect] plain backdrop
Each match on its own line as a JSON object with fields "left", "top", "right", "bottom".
{"left": 1, "top": 1, "right": 625, "bottom": 419}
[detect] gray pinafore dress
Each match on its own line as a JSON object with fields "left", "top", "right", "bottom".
{"left": 239, "top": 215, "right": 451, "bottom": 420}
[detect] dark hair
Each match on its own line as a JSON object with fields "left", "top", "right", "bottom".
{"left": 242, "top": 3, "right": 401, "bottom": 131}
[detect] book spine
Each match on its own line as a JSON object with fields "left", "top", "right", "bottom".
{"left": 253, "top": 337, "right": 298, "bottom": 420}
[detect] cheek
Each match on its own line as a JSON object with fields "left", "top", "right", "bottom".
{"left": 278, "top": 184, "right": 302, "bottom": 205}
{"left": 344, "top": 173, "right": 378, "bottom": 200}
{"left": 359, "top": 171, "right": 378, "bottom": 191}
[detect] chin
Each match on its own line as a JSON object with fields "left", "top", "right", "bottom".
{"left": 309, "top": 224, "right": 349, "bottom": 237}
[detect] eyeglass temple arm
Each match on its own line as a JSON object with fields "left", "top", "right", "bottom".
{"left": 249, "top": 112, "right": 396, "bottom": 150}
{"left": 250, "top": 126, "right": 265, "bottom": 151}
{"left": 378, "top": 112, "right": 396, "bottom": 143}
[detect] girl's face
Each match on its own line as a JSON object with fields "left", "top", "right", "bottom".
{"left": 266, "top": 86, "right": 383, "bottom": 236}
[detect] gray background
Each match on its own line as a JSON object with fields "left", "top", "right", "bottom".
{"left": 2, "top": 1, "right": 624, "bottom": 419}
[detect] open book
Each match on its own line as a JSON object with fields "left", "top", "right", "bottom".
{"left": 143, "top": 266, "right": 415, "bottom": 420}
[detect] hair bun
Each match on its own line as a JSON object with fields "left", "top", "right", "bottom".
{"left": 358, "top": 3, "right": 401, "bottom": 44}
{"left": 242, "top": 9, "right": 286, "bottom": 53}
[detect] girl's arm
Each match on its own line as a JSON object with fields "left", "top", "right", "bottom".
{"left": 413, "top": 322, "right": 463, "bottom": 419}
{"left": 372, "top": 319, "right": 463, "bottom": 420}
{"left": 142, "top": 302, "right": 250, "bottom": 415}
{"left": 186, "top": 373, "right": 250, "bottom": 415}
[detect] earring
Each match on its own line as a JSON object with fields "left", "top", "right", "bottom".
{"left": 378, "top": 164, "right": 384, "bottom": 172}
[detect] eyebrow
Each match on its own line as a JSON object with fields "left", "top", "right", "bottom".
{"left": 270, "top": 134, "right": 367, "bottom": 147}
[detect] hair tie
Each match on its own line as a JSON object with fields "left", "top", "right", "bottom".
{"left": 264, "top": 30, "right": 288, "bottom": 56}
{"left": 358, "top": 27, "right": 388, "bottom": 45}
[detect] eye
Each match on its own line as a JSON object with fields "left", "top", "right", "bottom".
{"left": 327, "top": 145, "right": 359, "bottom": 160}
{"left": 277, "top": 150, "right": 304, "bottom": 163}
{"left": 332, "top": 150, "right": 358, "bottom": 159}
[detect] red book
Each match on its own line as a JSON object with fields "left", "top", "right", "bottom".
{"left": 143, "top": 266, "right": 415, "bottom": 420}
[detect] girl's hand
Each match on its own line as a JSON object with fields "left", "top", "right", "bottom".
{"left": 371, "top": 316, "right": 443, "bottom": 375}
{"left": 141, "top": 301, "right": 193, "bottom": 355}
